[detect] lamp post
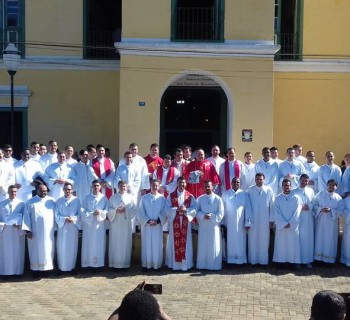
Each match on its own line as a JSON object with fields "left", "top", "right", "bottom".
{"left": 3, "top": 43, "right": 21, "bottom": 147}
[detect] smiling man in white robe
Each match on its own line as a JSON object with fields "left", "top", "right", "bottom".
{"left": 304, "top": 151, "right": 319, "bottom": 194}
{"left": 115, "top": 151, "right": 141, "bottom": 203}
{"left": 196, "top": 180, "right": 224, "bottom": 270}
{"left": 240, "top": 152, "right": 256, "bottom": 191}
{"left": 0, "top": 186, "right": 25, "bottom": 276}
{"left": 255, "top": 147, "right": 279, "bottom": 195}
{"left": 0, "top": 149, "right": 15, "bottom": 202}
{"left": 207, "top": 145, "right": 226, "bottom": 175}
{"left": 138, "top": 179, "right": 166, "bottom": 270}
{"left": 44, "top": 151, "right": 75, "bottom": 200}
{"left": 313, "top": 179, "right": 344, "bottom": 264}
{"left": 81, "top": 180, "right": 108, "bottom": 269}
{"left": 273, "top": 179, "right": 302, "bottom": 267}
{"left": 278, "top": 148, "right": 305, "bottom": 190}
{"left": 22, "top": 183, "right": 56, "bottom": 274}
{"left": 39, "top": 140, "right": 58, "bottom": 171}
{"left": 108, "top": 180, "right": 136, "bottom": 269}
{"left": 245, "top": 173, "right": 275, "bottom": 265}
{"left": 14, "top": 149, "right": 43, "bottom": 202}
{"left": 72, "top": 149, "right": 97, "bottom": 204}
{"left": 222, "top": 177, "right": 248, "bottom": 265}
{"left": 318, "top": 151, "right": 342, "bottom": 193}
{"left": 55, "top": 182, "right": 81, "bottom": 273}
{"left": 293, "top": 174, "right": 315, "bottom": 268}
{"left": 165, "top": 176, "right": 197, "bottom": 271}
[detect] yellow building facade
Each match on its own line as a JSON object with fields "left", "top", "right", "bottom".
{"left": 0, "top": 0, "right": 348, "bottom": 163}
{"left": 274, "top": 0, "right": 350, "bottom": 163}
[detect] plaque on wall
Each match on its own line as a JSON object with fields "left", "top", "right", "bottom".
{"left": 242, "top": 129, "right": 253, "bottom": 142}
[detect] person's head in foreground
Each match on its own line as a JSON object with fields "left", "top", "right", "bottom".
{"left": 108, "top": 289, "right": 169, "bottom": 320}
{"left": 310, "top": 290, "right": 346, "bottom": 320}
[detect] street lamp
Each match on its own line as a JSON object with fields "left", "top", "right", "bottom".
{"left": 3, "top": 43, "right": 21, "bottom": 147}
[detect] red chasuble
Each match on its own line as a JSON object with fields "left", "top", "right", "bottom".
{"left": 224, "top": 160, "right": 241, "bottom": 191}
{"left": 92, "top": 157, "right": 113, "bottom": 199}
{"left": 170, "top": 190, "right": 192, "bottom": 262}
{"left": 144, "top": 154, "right": 163, "bottom": 174}
{"left": 185, "top": 159, "right": 221, "bottom": 198}
{"left": 156, "top": 166, "right": 176, "bottom": 198}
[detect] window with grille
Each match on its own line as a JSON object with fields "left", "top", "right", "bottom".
{"left": 0, "top": 0, "right": 24, "bottom": 57}
{"left": 172, "top": 0, "right": 224, "bottom": 41}
{"left": 274, "top": 0, "right": 303, "bottom": 61}
{"left": 84, "top": 0, "right": 121, "bottom": 59}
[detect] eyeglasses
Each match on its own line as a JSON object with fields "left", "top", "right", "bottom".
{"left": 64, "top": 189, "right": 72, "bottom": 191}
{"left": 4, "top": 149, "right": 12, "bottom": 152}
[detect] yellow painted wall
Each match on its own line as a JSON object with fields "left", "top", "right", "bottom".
{"left": 226, "top": 0, "right": 274, "bottom": 41}
{"left": 303, "top": 0, "right": 350, "bottom": 57}
{"left": 26, "top": 1, "right": 83, "bottom": 57}
{"left": 122, "top": 0, "right": 273, "bottom": 41}
{"left": 118, "top": 55, "right": 274, "bottom": 159}
{"left": 122, "top": 0, "right": 170, "bottom": 39}
{"left": 274, "top": 71, "right": 350, "bottom": 163}
{"left": 0, "top": 69, "right": 120, "bottom": 160}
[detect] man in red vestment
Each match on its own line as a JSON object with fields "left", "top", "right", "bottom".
{"left": 184, "top": 148, "right": 220, "bottom": 198}
{"left": 144, "top": 143, "right": 163, "bottom": 176}
{"left": 171, "top": 148, "right": 189, "bottom": 177}
{"left": 91, "top": 144, "right": 115, "bottom": 199}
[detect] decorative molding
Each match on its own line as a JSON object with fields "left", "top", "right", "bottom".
{"left": 0, "top": 57, "right": 120, "bottom": 71}
{"left": 115, "top": 39, "right": 280, "bottom": 58}
{"left": 0, "top": 85, "right": 31, "bottom": 108}
{"left": 274, "top": 60, "right": 350, "bottom": 73}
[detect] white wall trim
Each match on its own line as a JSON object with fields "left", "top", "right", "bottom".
{"left": 0, "top": 57, "right": 120, "bottom": 71}
{"left": 274, "top": 60, "right": 350, "bottom": 73}
{"left": 0, "top": 85, "right": 31, "bottom": 108}
{"left": 116, "top": 39, "right": 280, "bottom": 58}
{"left": 121, "top": 38, "right": 275, "bottom": 45}
{"left": 159, "top": 70, "right": 234, "bottom": 147}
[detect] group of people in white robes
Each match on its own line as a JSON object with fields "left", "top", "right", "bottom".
{"left": 2, "top": 140, "right": 350, "bottom": 277}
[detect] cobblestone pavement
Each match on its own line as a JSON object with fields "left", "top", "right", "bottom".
{"left": 1, "top": 262, "right": 350, "bottom": 320}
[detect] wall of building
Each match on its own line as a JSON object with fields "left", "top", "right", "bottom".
{"left": 226, "top": 0, "right": 274, "bottom": 41}
{"left": 118, "top": 54, "right": 274, "bottom": 159}
{"left": 303, "top": 1, "right": 350, "bottom": 58}
{"left": 273, "top": 71, "right": 350, "bottom": 163}
{"left": 122, "top": 0, "right": 171, "bottom": 39}
{"left": 26, "top": 0, "right": 83, "bottom": 57}
{"left": 121, "top": 0, "right": 274, "bottom": 42}
{"left": 0, "top": 69, "right": 120, "bottom": 159}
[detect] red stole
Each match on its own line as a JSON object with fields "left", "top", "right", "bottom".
{"left": 171, "top": 160, "right": 188, "bottom": 176}
{"left": 92, "top": 157, "right": 113, "bottom": 199}
{"left": 157, "top": 166, "right": 175, "bottom": 198}
{"left": 157, "top": 166, "right": 175, "bottom": 185}
{"left": 224, "top": 160, "right": 240, "bottom": 191}
{"left": 171, "top": 190, "right": 191, "bottom": 262}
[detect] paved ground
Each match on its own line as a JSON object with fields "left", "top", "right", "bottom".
{"left": 1, "top": 262, "right": 350, "bottom": 320}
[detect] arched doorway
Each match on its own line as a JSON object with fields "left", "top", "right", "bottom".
{"left": 160, "top": 74, "right": 228, "bottom": 156}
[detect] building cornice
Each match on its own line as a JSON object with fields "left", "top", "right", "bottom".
{"left": 0, "top": 85, "right": 31, "bottom": 108}
{"left": 0, "top": 57, "right": 120, "bottom": 71}
{"left": 274, "top": 60, "right": 350, "bottom": 73}
{"left": 115, "top": 39, "right": 280, "bottom": 58}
